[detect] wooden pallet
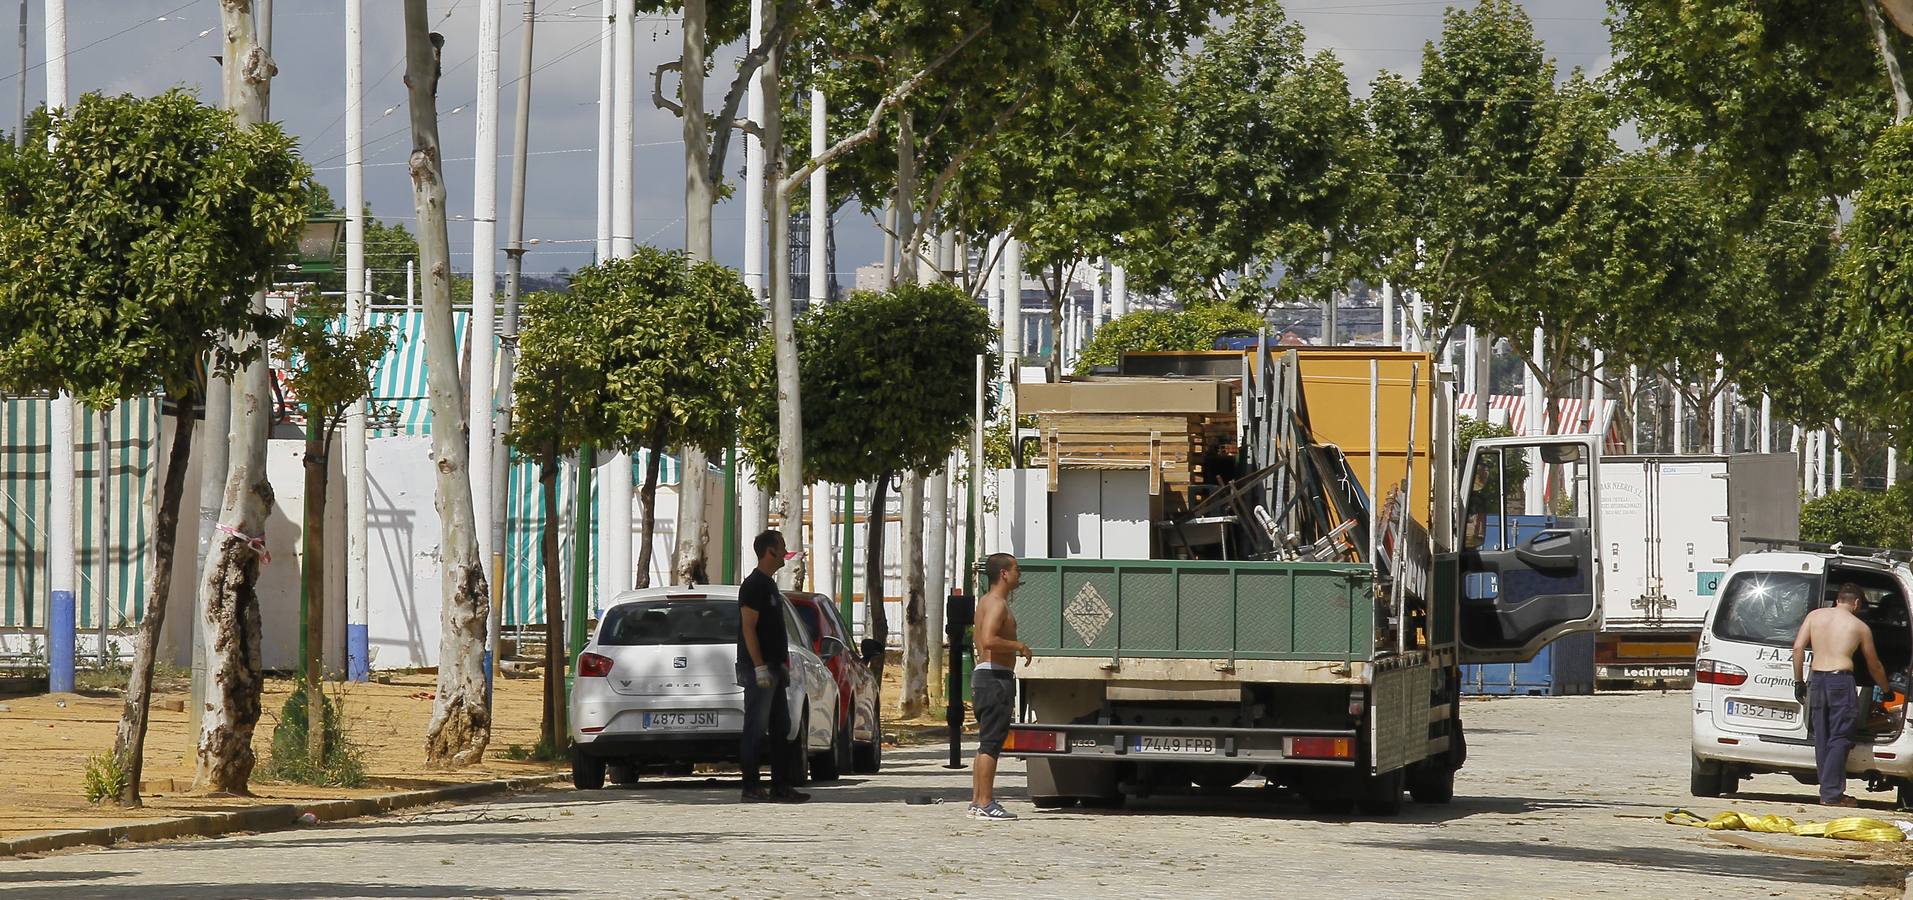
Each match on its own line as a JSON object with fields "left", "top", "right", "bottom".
{"left": 1034, "top": 411, "right": 1230, "bottom": 497}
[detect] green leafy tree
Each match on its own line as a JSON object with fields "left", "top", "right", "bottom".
{"left": 1370, "top": 1, "right": 1615, "bottom": 419}
{"left": 739, "top": 283, "right": 996, "bottom": 673}
{"left": 279, "top": 292, "right": 392, "bottom": 766}
{"left": 507, "top": 289, "right": 603, "bottom": 751}
{"left": 572, "top": 249, "right": 761, "bottom": 588}
{"left": 1073, "top": 306, "right": 1267, "bottom": 375}
{"left": 0, "top": 88, "right": 307, "bottom": 805}
{"left": 1835, "top": 121, "right": 1913, "bottom": 442}
{"left": 1109, "top": 2, "right": 1393, "bottom": 312}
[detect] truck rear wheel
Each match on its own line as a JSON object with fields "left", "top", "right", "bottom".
{"left": 1356, "top": 768, "right": 1405, "bottom": 816}
{"left": 1408, "top": 759, "right": 1455, "bottom": 804}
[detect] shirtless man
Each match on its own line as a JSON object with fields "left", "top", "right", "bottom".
{"left": 1792, "top": 583, "right": 1889, "bottom": 807}
{"left": 968, "top": 553, "right": 1032, "bottom": 821}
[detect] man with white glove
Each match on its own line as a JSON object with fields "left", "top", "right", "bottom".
{"left": 737, "top": 529, "right": 807, "bottom": 803}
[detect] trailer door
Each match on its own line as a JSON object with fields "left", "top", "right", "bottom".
{"left": 1459, "top": 435, "right": 1603, "bottom": 664}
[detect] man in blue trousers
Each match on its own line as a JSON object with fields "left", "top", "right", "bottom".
{"left": 1793, "top": 583, "right": 1888, "bottom": 807}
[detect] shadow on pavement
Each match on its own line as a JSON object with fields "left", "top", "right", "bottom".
{"left": 0, "top": 871, "right": 134, "bottom": 885}
{"left": 1348, "top": 835, "right": 1900, "bottom": 889}
{"left": 0, "top": 881, "right": 550, "bottom": 899}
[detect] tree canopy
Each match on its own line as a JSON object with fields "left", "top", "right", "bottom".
{"left": 1073, "top": 306, "right": 1267, "bottom": 375}
{"left": 0, "top": 88, "right": 308, "bottom": 404}
{"left": 741, "top": 281, "right": 997, "bottom": 485}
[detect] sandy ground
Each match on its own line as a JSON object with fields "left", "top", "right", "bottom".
{"left": 0, "top": 655, "right": 949, "bottom": 842}
{"left": 0, "top": 670, "right": 560, "bottom": 840}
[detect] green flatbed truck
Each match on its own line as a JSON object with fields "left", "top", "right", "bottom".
{"left": 1001, "top": 431, "right": 1607, "bottom": 815}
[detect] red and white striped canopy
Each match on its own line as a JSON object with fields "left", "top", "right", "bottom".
{"left": 1458, "top": 393, "right": 1619, "bottom": 443}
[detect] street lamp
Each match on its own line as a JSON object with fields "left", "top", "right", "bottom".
{"left": 289, "top": 213, "right": 347, "bottom": 274}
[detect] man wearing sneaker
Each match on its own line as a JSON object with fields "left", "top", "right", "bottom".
{"left": 737, "top": 530, "right": 808, "bottom": 804}
{"left": 969, "top": 553, "right": 1031, "bottom": 821}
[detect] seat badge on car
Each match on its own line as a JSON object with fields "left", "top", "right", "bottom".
{"left": 674, "top": 656, "right": 688, "bottom": 668}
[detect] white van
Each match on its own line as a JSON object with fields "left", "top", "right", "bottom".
{"left": 1691, "top": 547, "right": 1913, "bottom": 804}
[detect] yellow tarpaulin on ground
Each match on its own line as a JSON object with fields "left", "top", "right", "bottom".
{"left": 1664, "top": 808, "right": 1906, "bottom": 842}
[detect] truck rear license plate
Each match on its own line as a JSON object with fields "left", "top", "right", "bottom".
{"left": 641, "top": 711, "right": 718, "bottom": 730}
{"left": 1725, "top": 699, "right": 1797, "bottom": 723}
{"left": 1129, "top": 735, "right": 1216, "bottom": 755}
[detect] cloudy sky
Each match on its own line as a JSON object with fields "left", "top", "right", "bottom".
{"left": 5, "top": 1, "right": 1614, "bottom": 287}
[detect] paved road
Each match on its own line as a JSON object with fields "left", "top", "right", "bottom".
{"left": 0, "top": 692, "right": 1905, "bottom": 899}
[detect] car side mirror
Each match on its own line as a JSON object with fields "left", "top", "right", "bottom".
{"left": 860, "top": 638, "right": 885, "bottom": 667}
{"left": 819, "top": 636, "right": 845, "bottom": 659}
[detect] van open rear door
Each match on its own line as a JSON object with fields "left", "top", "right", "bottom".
{"left": 1458, "top": 434, "right": 1603, "bottom": 664}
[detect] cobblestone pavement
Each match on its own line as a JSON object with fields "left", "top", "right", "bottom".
{"left": 0, "top": 692, "right": 1905, "bottom": 899}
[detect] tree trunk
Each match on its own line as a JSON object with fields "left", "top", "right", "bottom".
{"left": 763, "top": 16, "right": 806, "bottom": 591}
{"left": 1046, "top": 263, "right": 1068, "bottom": 383}
{"left": 899, "top": 471, "right": 928, "bottom": 718}
{"left": 406, "top": 1, "right": 492, "bottom": 768}
{"left": 1866, "top": 0, "right": 1913, "bottom": 122}
{"left": 111, "top": 400, "right": 196, "bottom": 806}
{"left": 635, "top": 439, "right": 664, "bottom": 589}
{"left": 302, "top": 422, "right": 328, "bottom": 767}
{"left": 864, "top": 472, "right": 892, "bottom": 678}
{"left": 539, "top": 446, "right": 564, "bottom": 750}
{"left": 195, "top": 0, "right": 275, "bottom": 796}
{"left": 672, "top": 0, "right": 714, "bottom": 588}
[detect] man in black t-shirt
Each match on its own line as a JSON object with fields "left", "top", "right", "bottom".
{"left": 737, "top": 529, "right": 808, "bottom": 803}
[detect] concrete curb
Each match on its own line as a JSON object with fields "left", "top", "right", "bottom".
{"left": 0, "top": 773, "right": 566, "bottom": 858}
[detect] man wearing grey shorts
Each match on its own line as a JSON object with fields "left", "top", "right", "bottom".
{"left": 970, "top": 553, "right": 1031, "bottom": 821}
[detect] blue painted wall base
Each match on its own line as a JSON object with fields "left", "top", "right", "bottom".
{"left": 48, "top": 589, "right": 74, "bottom": 693}
{"left": 346, "top": 623, "right": 369, "bottom": 682}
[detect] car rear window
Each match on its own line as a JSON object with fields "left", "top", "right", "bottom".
{"left": 598, "top": 598, "right": 737, "bottom": 646}
{"left": 1712, "top": 572, "right": 1820, "bottom": 647}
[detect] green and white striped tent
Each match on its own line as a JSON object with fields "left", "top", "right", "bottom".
{"left": 0, "top": 397, "right": 158, "bottom": 630}
{"left": 367, "top": 310, "right": 681, "bottom": 627}
{"left": 0, "top": 311, "right": 684, "bottom": 632}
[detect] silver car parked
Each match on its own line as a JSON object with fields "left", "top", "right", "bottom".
{"left": 569, "top": 586, "right": 841, "bottom": 789}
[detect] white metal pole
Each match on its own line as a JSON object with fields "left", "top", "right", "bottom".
{"left": 469, "top": 0, "right": 501, "bottom": 576}
{"left": 1760, "top": 394, "right": 1772, "bottom": 454}
{"left": 807, "top": 88, "right": 830, "bottom": 593}
{"left": 1672, "top": 374, "right": 1685, "bottom": 455}
{"left": 46, "top": 0, "right": 74, "bottom": 694}
{"left": 972, "top": 355, "right": 985, "bottom": 576}
{"left": 1111, "top": 264, "right": 1128, "bottom": 319}
{"left": 1525, "top": 329, "right": 1544, "bottom": 514}
{"left": 1628, "top": 365, "right": 1641, "bottom": 453}
{"left": 1368, "top": 359, "right": 1379, "bottom": 564}
{"left": 809, "top": 89, "right": 827, "bottom": 306}
{"left": 1590, "top": 348, "right": 1606, "bottom": 442}
{"left": 1832, "top": 422, "right": 1844, "bottom": 490}
{"left": 1381, "top": 281, "right": 1395, "bottom": 348}
{"left": 406, "top": 258, "right": 415, "bottom": 308}
{"left": 603, "top": 0, "right": 634, "bottom": 597}
{"left": 344, "top": 0, "right": 370, "bottom": 681}
{"left": 1711, "top": 365, "right": 1726, "bottom": 455}
{"left": 1003, "top": 238, "right": 1022, "bottom": 373}
{"left": 742, "top": 0, "right": 765, "bottom": 299}
{"left": 594, "top": 0, "right": 612, "bottom": 264}
{"left": 1093, "top": 258, "right": 1107, "bottom": 327}
{"left": 1890, "top": 448, "right": 1900, "bottom": 488}
{"left": 1409, "top": 292, "right": 1426, "bottom": 353}
{"left": 1461, "top": 325, "right": 1477, "bottom": 399}
{"left": 986, "top": 234, "right": 1005, "bottom": 330}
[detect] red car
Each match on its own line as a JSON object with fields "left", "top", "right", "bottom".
{"left": 786, "top": 591, "right": 883, "bottom": 774}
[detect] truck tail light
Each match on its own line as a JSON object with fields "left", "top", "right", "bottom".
{"left": 1004, "top": 728, "right": 1063, "bottom": 753}
{"left": 1288, "top": 736, "right": 1354, "bottom": 760}
{"left": 578, "top": 652, "right": 614, "bottom": 678}
{"left": 1694, "top": 659, "right": 1747, "bottom": 686}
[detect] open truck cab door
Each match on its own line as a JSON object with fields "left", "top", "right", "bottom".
{"left": 1456, "top": 434, "right": 1604, "bottom": 664}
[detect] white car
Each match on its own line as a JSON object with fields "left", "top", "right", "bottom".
{"left": 569, "top": 586, "right": 842, "bottom": 790}
{"left": 1692, "top": 547, "right": 1913, "bottom": 804}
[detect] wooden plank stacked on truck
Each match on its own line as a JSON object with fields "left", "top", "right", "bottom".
{"left": 1033, "top": 412, "right": 1228, "bottom": 496}
{"left": 1018, "top": 377, "right": 1239, "bottom": 501}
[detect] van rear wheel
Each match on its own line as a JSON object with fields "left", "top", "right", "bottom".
{"left": 1690, "top": 754, "right": 1724, "bottom": 798}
